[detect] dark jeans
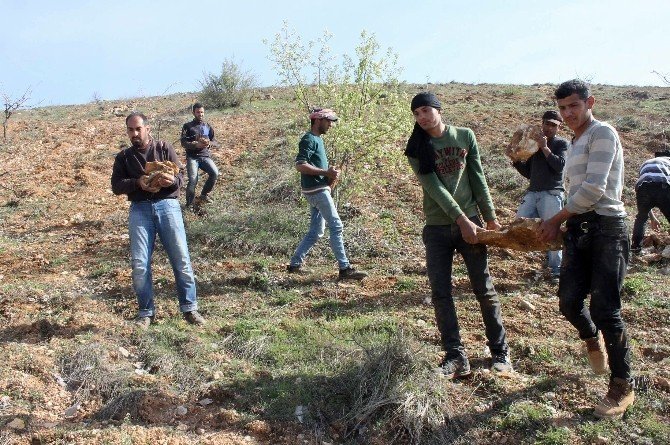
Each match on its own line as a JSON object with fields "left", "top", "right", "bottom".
{"left": 632, "top": 181, "right": 670, "bottom": 250}
{"left": 422, "top": 217, "right": 508, "bottom": 359}
{"left": 558, "top": 212, "right": 632, "bottom": 381}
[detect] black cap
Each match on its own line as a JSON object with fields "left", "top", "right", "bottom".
{"left": 542, "top": 110, "right": 563, "bottom": 124}
{"left": 411, "top": 92, "right": 442, "bottom": 111}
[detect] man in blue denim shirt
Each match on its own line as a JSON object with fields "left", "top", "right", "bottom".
{"left": 180, "top": 103, "right": 221, "bottom": 208}
{"left": 511, "top": 110, "right": 568, "bottom": 281}
{"left": 112, "top": 112, "right": 206, "bottom": 327}
{"left": 287, "top": 108, "right": 367, "bottom": 280}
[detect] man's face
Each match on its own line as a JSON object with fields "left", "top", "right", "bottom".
{"left": 412, "top": 106, "right": 442, "bottom": 132}
{"left": 126, "top": 115, "right": 150, "bottom": 148}
{"left": 542, "top": 120, "right": 560, "bottom": 139}
{"left": 193, "top": 107, "right": 205, "bottom": 122}
{"left": 317, "top": 118, "right": 333, "bottom": 134}
{"left": 557, "top": 93, "right": 594, "bottom": 132}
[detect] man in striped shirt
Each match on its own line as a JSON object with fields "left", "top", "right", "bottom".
{"left": 538, "top": 79, "right": 634, "bottom": 419}
{"left": 631, "top": 151, "right": 670, "bottom": 253}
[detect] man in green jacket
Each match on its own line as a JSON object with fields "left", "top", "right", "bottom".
{"left": 405, "top": 92, "right": 512, "bottom": 379}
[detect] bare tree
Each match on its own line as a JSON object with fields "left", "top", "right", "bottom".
{"left": 2, "top": 86, "right": 32, "bottom": 141}
{"left": 652, "top": 70, "right": 670, "bottom": 86}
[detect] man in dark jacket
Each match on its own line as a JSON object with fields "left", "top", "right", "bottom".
{"left": 111, "top": 112, "right": 205, "bottom": 327}
{"left": 511, "top": 110, "right": 568, "bottom": 281}
{"left": 180, "top": 103, "right": 220, "bottom": 207}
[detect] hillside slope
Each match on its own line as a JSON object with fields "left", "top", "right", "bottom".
{"left": 0, "top": 84, "right": 669, "bottom": 444}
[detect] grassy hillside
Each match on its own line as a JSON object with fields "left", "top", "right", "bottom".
{"left": 0, "top": 83, "right": 669, "bottom": 444}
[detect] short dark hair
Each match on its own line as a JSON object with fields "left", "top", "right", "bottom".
{"left": 192, "top": 102, "right": 204, "bottom": 112}
{"left": 555, "top": 79, "right": 591, "bottom": 100}
{"left": 125, "top": 112, "right": 148, "bottom": 126}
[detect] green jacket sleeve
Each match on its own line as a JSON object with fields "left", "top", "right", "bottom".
{"left": 408, "top": 156, "right": 465, "bottom": 221}
{"left": 464, "top": 130, "right": 496, "bottom": 221}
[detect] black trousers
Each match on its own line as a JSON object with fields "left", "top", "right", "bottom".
{"left": 558, "top": 212, "right": 632, "bottom": 381}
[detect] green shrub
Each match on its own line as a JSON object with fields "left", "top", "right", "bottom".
{"left": 199, "top": 58, "right": 256, "bottom": 109}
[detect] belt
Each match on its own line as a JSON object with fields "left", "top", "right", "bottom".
{"left": 567, "top": 211, "right": 623, "bottom": 233}
{"left": 133, "top": 197, "right": 177, "bottom": 203}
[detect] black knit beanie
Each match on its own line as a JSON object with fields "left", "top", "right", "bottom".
{"left": 410, "top": 92, "right": 442, "bottom": 111}
{"left": 405, "top": 92, "right": 442, "bottom": 173}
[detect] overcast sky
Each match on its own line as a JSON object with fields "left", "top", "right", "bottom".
{"left": 2, "top": 0, "right": 669, "bottom": 106}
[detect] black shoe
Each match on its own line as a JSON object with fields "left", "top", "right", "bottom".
{"left": 287, "top": 264, "right": 305, "bottom": 274}
{"left": 338, "top": 266, "right": 368, "bottom": 281}
{"left": 491, "top": 351, "right": 513, "bottom": 373}
{"left": 183, "top": 311, "right": 206, "bottom": 325}
{"left": 438, "top": 355, "right": 471, "bottom": 379}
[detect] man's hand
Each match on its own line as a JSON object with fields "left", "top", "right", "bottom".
{"left": 456, "top": 215, "right": 480, "bottom": 244}
{"left": 325, "top": 166, "right": 340, "bottom": 181}
{"left": 486, "top": 219, "right": 502, "bottom": 231}
{"left": 195, "top": 137, "right": 210, "bottom": 150}
{"left": 538, "top": 219, "right": 561, "bottom": 242}
{"left": 138, "top": 176, "right": 160, "bottom": 193}
{"left": 154, "top": 172, "right": 175, "bottom": 188}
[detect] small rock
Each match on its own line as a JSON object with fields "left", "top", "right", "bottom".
{"left": 54, "top": 373, "right": 67, "bottom": 388}
{"left": 64, "top": 403, "right": 80, "bottom": 419}
{"left": 212, "top": 371, "right": 223, "bottom": 380}
{"left": 196, "top": 428, "right": 205, "bottom": 435}
{"left": 423, "top": 296, "right": 432, "bottom": 305}
{"left": 118, "top": 347, "right": 130, "bottom": 358}
{"left": 176, "top": 423, "right": 188, "bottom": 431}
{"left": 593, "top": 435, "right": 609, "bottom": 445}
{"left": 199, "top": 398, "right": 213, "bottom": 406}
{"left": 518, "top": 299, "right": 535, "bottom": 311}
{"left": 661, "top": 245, "right": 670, "bottom": 258}
{"left": 175, "top": 405, "right": 188, "bottom": 417}
{"left": 543, "top": 392, "right": 556, "bottom": 400}
{"left": 294, "top": 405, "right": 306, "bottom": 423}
{"left": 8, "top": 418, "right": 26, "bottom": 430}
{"left": 654, "top": 376, "right": 670, "bottom": 392}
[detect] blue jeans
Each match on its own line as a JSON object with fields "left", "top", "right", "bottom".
{"left": 517, "top": 190, "right": 564, "bottom": 275}
{"left": 290, "top": 189, "right": 350, "bottom": 270}
{"left": 558, "top": 212, "right": 632, "bottom": 381}
{"left": 632, "top": 181, "right": 670, "bottom": 250}
{"left": 128, "top": 199, "right": 198, "bottom": 317}
{"left": 186, "top": 156, "right": 219, "bottom": 206}
{"left": 422, "top": 218, "right": 508, "bottom": 359}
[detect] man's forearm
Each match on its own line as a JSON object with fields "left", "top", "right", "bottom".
{"left": 296, "top": 163, "right": 326, "bottom": 176}
{"left": 547, "top": 207, "right": 574, "bottom": 225}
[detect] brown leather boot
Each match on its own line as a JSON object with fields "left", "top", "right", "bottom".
{"left": 594, "top": 377, "right": 635, "bottom": 419}
{"left": 584, "top": 332, "right": 608, "bottom": 375}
